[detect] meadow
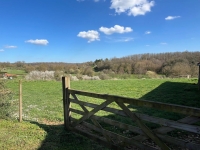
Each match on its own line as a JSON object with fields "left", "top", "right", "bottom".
{"left": 1, "top": 78, "right": 200, "bottom": 149}
{"left": 2, "top": 69, "right": 27, "bottom": 75}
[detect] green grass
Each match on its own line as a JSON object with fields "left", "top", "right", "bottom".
{"left": 2, "top": 69, "right": 27, "bottom": 75}
{"left": 0, "top": 119, "right": 46, "bottom": 150}
{"left": 1, "top": 78, "right": 200, "bottom": 149}
{"left": 0, "top": 119, "right": 106, "bottom": 150}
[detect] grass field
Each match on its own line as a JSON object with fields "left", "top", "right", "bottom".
{"left": 2, "top": 69, "right": 27, "bottom": 75}
{"left": 1, "top": 78, "right": 200, "bottom": 149}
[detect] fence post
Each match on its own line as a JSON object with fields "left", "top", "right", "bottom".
{"left": 197, "top": 63, "right": 200, "bottom": 91}
{"left": 198, "top": 66, "right": 200, "bottom": 91}
{"left": 19, "top": 80, "right": 22, "bottom": 122}
{"left": 62, "top": 76, "right": 71, "bottom": 129}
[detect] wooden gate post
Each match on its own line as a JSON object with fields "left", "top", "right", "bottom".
{"left": 62, "top": 76, "right": 71, "bottom": 129}
{"left": 197, "top": 62, "right": 200, "bottom": 91}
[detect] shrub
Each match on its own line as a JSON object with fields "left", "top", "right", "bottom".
{"left": 83, "top": 67, "right": 94, "bottom": 76}
{"left": 69, "top": 68, "right": 75, "bottom": 74}
{"left": 0, "top": 80, "right": 13, "bottom": 119}
{"left": 99, "top": 73, "right": 111, "bottom": 80}
{"left": 76, "top": 74, "right": 83, "bottom": 80}
{"left": 69, "top": 74, "right": 79, "bottom": 81}
{"left": 82, "top": 75, "right": 100, "bottom": 80}
{"left": 25, "top": 71, "right": 55, "bottom": 80}
{"left": 54, "top": 71, "right": 65, "bottom": 81}
{"left": 146, "top": 71, "right": 160, "bottom": 78}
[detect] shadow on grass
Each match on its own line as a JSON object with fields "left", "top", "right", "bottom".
{"left": 31, "top": 80, "right": 200, "bottom": 150}
{"left": 30, "top": 121, "right": 107, "bottom": 150}
{"left": 139, "top": 80, "right": 200, "bottom": 107}
{"left": 109, "top": 80, "right": 199, "bottom": 123}
{"left": 127, "top": 80, "right": 200, "bottom": 121}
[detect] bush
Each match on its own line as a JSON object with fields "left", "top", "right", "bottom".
{"left": 83, "top": 67, "right": 94, "bottom": 76}
{"left": 146, "top": 71, "right": 160, "bottom": 78}
{"left": 99, "top": 73, "right": 111, "bottom": 80}
{"left": 54, "top": 71, "right": 65, "bottom": 81}
{"left": 76, "top": 74, "right": 83, "bottom": 80}
{"left": 69, "top": 74, "right": 79, "bottom": 81}
{"left": 25, "top": 71, "right": 55, "bottom": 80}
{"left": 82, "top": 75, "right": 100, "bottom": 80}
{"left": 0, "top": 80, "right": 13, "bottom": 119}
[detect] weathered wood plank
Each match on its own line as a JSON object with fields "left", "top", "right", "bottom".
{"left": 71, "top": 98, "right": 200, "bottom": 134}
{"left": 116, "top": 101, "right": 170, "bottom": 150}
{"left": 125, "top": 116, "right": 200, "bottom": 143}
{"left": 62, "top": 77, "right": 67, "bottom": 129}
{"left": 72, "top": 100, "right": 113, "bottom": 126}
{"left": 81, "top": 120, "right": 157, "bottom": 150}
{"left": 63, "top": 76, "right": 71, "bottom": 128}
{"left": 69, "top": 125, "right": 120, "bottom": 150}
{"left": 134, "top": 131, "right": 200, "bottom": 150}
{"left": 69, "top": 89, "right": 200, "bottom": 117}
{"left": 136, "top": 113, "right": 200, "bottom": 134}
{"left": 66, "top": 88, "right": 71, "bottom": 128}
{"left": 70, "top": 108, "right": 144, "bottom": 135}
{"left": 71, "top": 93, "right": 113, "bottom": 143}
{"left": 71, "top": 93, "right": 88, "bottom": 113}
{"left": 156, "top": 133, "right": 200, "bottom": 150}
{"left": 154, "top": 116, "right": 200, "bottom": 134}
{"left": 70, "top": 117, "right": 157, "bottom": 150}
{"left": 71, "top": 116, "right": 200, "bottom": 150}
{"left": 66, "top": 89, "right": 200, "bottom": 150}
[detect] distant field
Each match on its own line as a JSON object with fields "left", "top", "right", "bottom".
{"left": 2, "top": 78, "right": 200, "bottom": 149}
{"left": 2, "top": 69, "right": 27, "bottom": 75}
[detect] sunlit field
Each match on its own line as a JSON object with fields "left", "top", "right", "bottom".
{"left": 1, "top": 78, "right": 199, "bottom": 149}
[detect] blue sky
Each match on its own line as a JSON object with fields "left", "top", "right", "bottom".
{"left": 0, "top": 0, "right": 200, "bottom": 63}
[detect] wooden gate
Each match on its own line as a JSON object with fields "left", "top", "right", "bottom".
{"left": 62, "top": 77, "right": 200, "bottom": 150}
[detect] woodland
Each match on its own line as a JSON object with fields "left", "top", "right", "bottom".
{"left": 1, "top": 51, "right": 200, "bottom": 78}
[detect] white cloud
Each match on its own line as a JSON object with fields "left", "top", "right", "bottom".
{"left": 77, "top": 30, "right": 100, "bottom": 43}
{"left": 110, "top": 0, "right": 154, "bottom": 16}
{"left": 105, "top": 37, "right": 134, "bottom": 42}
{"left": 4, "top": 45, "right": 17, "bottom": 48}
{"left": 94, "top": 0, "right": 99, "bottom": 2}
{"left": 99, "top": 25, "right": 133, "bottom": 35}
{"left": 145, "top": 31, "right": 151, "bottom": 34}
{"left": 0, "top": 49, "right": 4, "bottom": 52}
{"left": 25, "top": 39, "right": 49, "bottom": 45}
{"left": 120, "top": 37, "right": 134, "bottom": 42}
{"left": 160, "top": 42, "right": 167, "bottom": 45}
{"left": 165, "top": 16, "right": 180, "bottom": 20}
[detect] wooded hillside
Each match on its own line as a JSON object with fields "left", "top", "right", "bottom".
{"left": 1, "top": 51, "right": 200, "bottom": 77}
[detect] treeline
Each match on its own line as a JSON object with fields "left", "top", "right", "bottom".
{"left": 94, "top": 51, "right": 200, "bottom": 77}
{"left": 0, "top": 51, "right": 200, "bottom": 77}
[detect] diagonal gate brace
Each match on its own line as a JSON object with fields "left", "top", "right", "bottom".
{"left": 71, "top": 93, "right": 113, "bottom": 142}
{"left": 72, "top": 98, "right": 113, "bottom": 126}
{"left": 116, "top": 101, "right": 170, "bottom": 150}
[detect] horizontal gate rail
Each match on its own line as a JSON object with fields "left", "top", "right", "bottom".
{"left": 70, "top": 98, "right": 200, "bottom": 134}
{"left": 69, "top": 89, "right": 200, "bottom": 117}
{"left": 62, "top": 77, "right": 200, "bottom": 150}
